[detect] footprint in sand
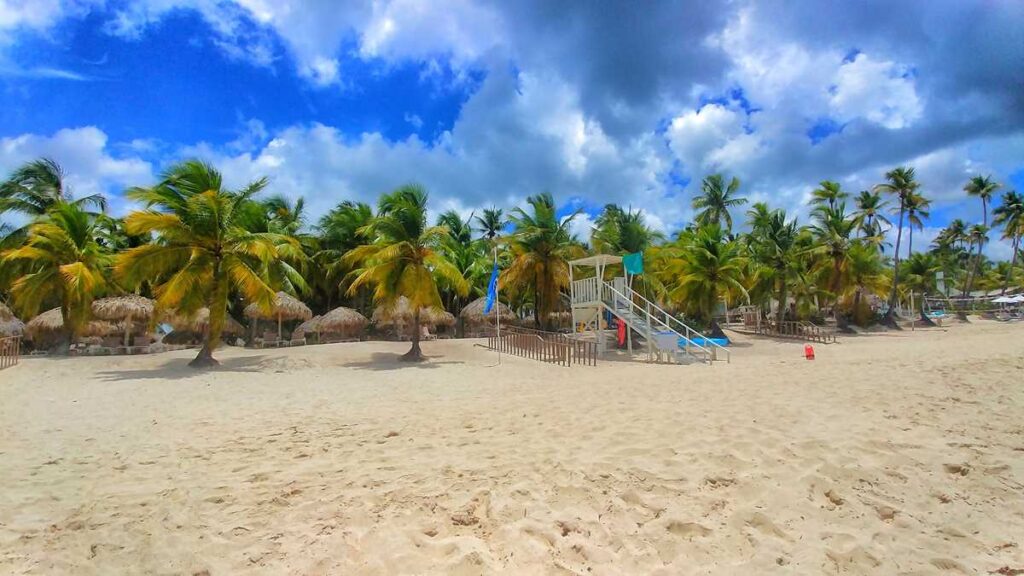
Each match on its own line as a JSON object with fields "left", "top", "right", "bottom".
{"left": 665, "top": 520, "right": 711, "bottom": 539}
{"left": 943, "top": 463, "right": 971, "bottom": 476}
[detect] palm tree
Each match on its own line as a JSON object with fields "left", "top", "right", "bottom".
{"left": 902, "top": 252, "right": 941, "bottom": 324}
{"left": 474, "top": 207, "right": 507, "bottom": 241}
{"left": 810, "top": 180, "right": 848, "bottom": 211}
{"left": 0, "top": 158, "right": 107, "bottom": 240}
{"left": 436, "top": 209, "right": 485, "bottom": 312}
{"left": 661, "top": 223, "right": 747, "bottom": 333}
{"left": 262, "top": 194, "right": 307, "bottom": 236}
{"left": 903, "top": 191, "right": 931, "bottom": 259}
{"left": 747, "top": 207, "right": 800, "bottom": 325}
{"left": 841, "top": 242, "right": 887, "bottom": 326}
{"left": 591, "top": 204, "right": 663, "bottom": 255}
{"left": 809, "top": 203, "right": 856, "bottom": 314}
{"left": 2, "top": 202, "right": 110, "bottom": 347}
{"left": 873, "top": 166, "right": 920, "bottom": 325}
{"left": 852, "top": 190, "right": 890, "bottom": 250}
{"left": 964, "top": 175, "right": 1000, "bottom": 228}
{"left": 502, "top": 193, "right": 584, "bottom": 329}
{"left": 692, "top": 174, "right": 746, "bottom": 231}
{"left": 315, "top": 201, "right": 375, "bottom": 310}
{"left": 116, "top": 160, "right": 290, "bottom": 368}
{"left": 343, "top": 184, "right": 468, "bottom": 361}
{"left": 993, "top": 191, "right": 1024, "bottom": 293}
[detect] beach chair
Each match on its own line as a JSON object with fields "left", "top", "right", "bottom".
{"left": 259, "top": 331, "right": 280, "bottom": 348}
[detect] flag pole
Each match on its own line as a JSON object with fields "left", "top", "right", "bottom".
{"left": 494, "top": 244, "right": 501, "bottom": 366}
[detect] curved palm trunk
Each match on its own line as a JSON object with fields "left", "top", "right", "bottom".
{"left": 775, "top": 272, "right": 788, "bottom": 326}
{"left": 191, "top": 274, "right": 227, "bottom": 368}
{"left": 402, "top": 309, "right": 424, "bottom": 362}
{"left": 1002, "top": 234, "right": 1020, "bottom": 294}
{"left": 918, "top": 295, "right": 936, "bottom": 327}
{"left": 964, "top": 199, "right": 989, "bottom": 302}
{"left": 883, "top": 204, "right": 906, "bottom": 327}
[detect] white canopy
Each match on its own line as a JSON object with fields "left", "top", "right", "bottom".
{"left": 569, "top": 254, "right": 622, "bottom": 268}
{"left": 992, "top": 296, "right": 1015, "bottom": 303}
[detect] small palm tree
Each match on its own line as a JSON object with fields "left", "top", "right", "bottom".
{"left": 902, "top": 252, "right": 941, "bottom": 323}
{"left": 344, "top": 184, "right": 468, "bottom": 361}
{"left": 747, "top": 207, "right": 800, "bottom": 324}
{"left": 263, "top": 194, "right": 307, "bottom": 236}
{"left": 903, "top": 191, "right": 931, "bottom": 258}
{"left": 474, "top": 207, "right": 507, "bottom": 241}
{"left": 692, "top": 174, "right": 746, "bottom": 231}
{"left": 809, "top": 203, "right": 856, "bottom": 314}
{"left": 116, "top": 160, "right": 290, "bottom": 368}
{"left": 315, "top": 201, "right": 375, "bottom": 310}
{"left": 661, "top": 223, "right": 747, "bottom": 332}
{"left": 873, "top": 166, "right": 920, "bottom": 325}
{"left": 993, "top": 191, "right": 1024, "bottom": 293}
{"left": 852, "top": 190, "right": 890, "bottom": 250}
{"left": 502, "top": 193, "right": 584, "bottom": 329}
{"left": 810, "top": 180, "right": 848, "bottom": 212}
{"left": 2, "top": 202, "right": 110, "bottom": 347}
{"left": 841, "top": 241, "right": 887, "bottom": 326}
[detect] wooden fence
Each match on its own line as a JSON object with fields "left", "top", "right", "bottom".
{"left": 1, "top": 336, "right": 20, "bottom": 370}
{"left": 759, "top": 319, "right": 836, "bottom": 343}
{"left": 487, "top": 325, "right": 598, "bottom": 367}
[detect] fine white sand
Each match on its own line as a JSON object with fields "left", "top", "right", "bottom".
{"left": 1, "top": 321, "right": 1022, "bottom": 574}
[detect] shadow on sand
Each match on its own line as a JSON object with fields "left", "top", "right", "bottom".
{"left": 344, "top": 352, "right": 465, "bottom": 372}
{"left": 96, "top": 355, "right": 269, "bottom": 381}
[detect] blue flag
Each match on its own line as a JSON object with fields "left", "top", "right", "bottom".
{"left": 484, "top": 261, "right": 499, "bottom": 313}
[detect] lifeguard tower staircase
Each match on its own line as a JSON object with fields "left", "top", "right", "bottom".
{"left": 568, "top": 255, "right": 729, "bottom": 365}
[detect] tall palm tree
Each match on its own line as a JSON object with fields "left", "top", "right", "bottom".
{"left": 993, "top": 190, "right": 1024, "bottom": 293}
{"left": 344, "top": 184, "right": 468, "bottom": 361}
{"left": 502, "top": 193, "right": 584, "bottom": 329}
{"left": 2, "top": 202, "right": 110, "bottom": 347}
{"left": 474, "top": 207, "right": 507, "bottom": 241}
{"left": 0, "top": 158, "right": 107, "bottom": 240}
{"left": 436, "top": 209, "right": 485, "bottom": 312}
{"left": 810, "top": 180, "right": 848, "bottom": 212}
{"left": 591, "top": 204, "right": 664, "bottom": 255}
{"left": 116, "top": 160, "right": 290, "bottom": 368}
{"left": 660, "top": 223, "right": 747, "bottom": 333}
{"left": 873, "top": 166, "right": 920, "bottom": 325}
{"left": 747, "top": 207, "right": 800, "bottom": 325}
{"left": 315, "top": 201, "right": 374, "bottom": 310}
{"left": 903, "top": 191, "right": 931, "bottom": 259}
{"left": 964, "top": 223, "right": 989, "bottom": 297}
{"left": 964, "top": 175, "right": 1000, "bottom": 228}
{"left": 692, "top": 174, "right": 746, "bottom": 231}
{"left": 263, "top": 194, "right": 307, "bottom": 236}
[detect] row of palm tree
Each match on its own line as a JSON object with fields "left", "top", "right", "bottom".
{"left": 1, "top": 157, "right": 1022, "bottom": 367}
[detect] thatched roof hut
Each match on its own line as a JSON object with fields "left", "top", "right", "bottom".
{"left": 243, "top": 291, "right": 313, "bottom": 339}
{"left": 25, "top": 308, "right": 118, "bottom": 349}
{"left": 297, "top": 307, "right": 368, "bottom": 342}
{"left": 92, "top": 295, "right": 156, "bottom": 347}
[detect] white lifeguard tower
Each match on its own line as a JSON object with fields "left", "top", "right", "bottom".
{"left": 568, "top": 255, "right": 728, "bottom": 364}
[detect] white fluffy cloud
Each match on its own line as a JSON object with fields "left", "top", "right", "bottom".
{"left": 830, "top": 54, "right": 922, "bottom": 130}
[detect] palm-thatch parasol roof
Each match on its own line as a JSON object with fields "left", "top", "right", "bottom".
{"left": 314, "top": 307, "right": 368, "bottom": 333}
{"left": 294, "top": 315, "right": 321, "bottom": 336}
{"left": 25, "top": 308, "right": 118, "bottom": 343}
{"left": 243, "top": 291, "right": 313, "bottom": 340}
{"left": 0, "top": 303, "right": 24, "bottom": 337}
{"left": 243, "top": 292, "right": 313, "bottom": 321}
{"left": 92, "top": 295, "right": 157, "bottom": 346}
{"left": 91, "top": 295, "right": 155, "bottom": 321}
{"left": 169, "top": 307, "right": 245, "bottom": 336}
{"left": 372, "top": 296, "right": 453, "bottom": 327}
{"left": 460, "top": 296, "right": 515, "bottom": 324}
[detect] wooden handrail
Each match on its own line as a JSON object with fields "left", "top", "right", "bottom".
{"left": 0, "top": 336, "right": 21, "bottom": 370}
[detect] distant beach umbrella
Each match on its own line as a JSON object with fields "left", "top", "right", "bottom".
{"left": 25, "top": 308, "right": 119, "bottom": 346}
{"left": 169, "top": 307, "right": 246, "bottom": 336}
{"left": 460, "top": 296, "right": 514, "bottom": 325}
{"left": 92, "top": 295, "right": 155, "bottom": 347}
{"left": 372, "top": 296, "right": 453, "bottom": 337}
{"left": 244, "top": 291, "right": 313, "bottom": 339}
{"left": 0, "top": 302, "right": 24, "bottom": 337}
{"left": 312, "top": 307, "right": 368, "bottom": 336}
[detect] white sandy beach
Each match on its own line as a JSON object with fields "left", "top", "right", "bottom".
{"left": 1, "top": 322, "right": 1022, "bottom": 574}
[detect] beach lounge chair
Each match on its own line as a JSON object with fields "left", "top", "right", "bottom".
{"left": 259, "top": 331, "right": 280, "bottom": 348}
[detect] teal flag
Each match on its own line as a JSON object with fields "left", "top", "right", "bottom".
{"left": 623, "top": 252, "right": 643, "bottom": 275}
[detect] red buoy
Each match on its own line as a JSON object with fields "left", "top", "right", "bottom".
{"left": 804, "top": 344, "right": 815, "bottom": 360}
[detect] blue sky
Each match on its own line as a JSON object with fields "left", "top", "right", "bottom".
{"left": 0, "top": 0, "right": 1022, "bottom": 257}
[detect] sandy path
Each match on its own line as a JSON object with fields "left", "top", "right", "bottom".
{"left": 1, "top": 322, "right": 1022, "bottom": 574}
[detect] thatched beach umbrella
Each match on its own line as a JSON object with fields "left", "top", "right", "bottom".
{"left": 25, "top": 308, "right": 118, "bottom": 347}
{"left": 92, "top": 295, "right": 155, "bottom": 347}
{"left": 372, "top": 297, "right": 452, "bottom": 337}
{"left": 0, "top": 303, "right": 25, "bottom": 337}
{"left": 243, "top": 291, "right": 312, "bottom": 340}
{"left": 170, "top": 307, "right": 246, "bottom": 336}
{"left": 460, "top": 296, "right": 514, "bottom": 325}
{"left": 314, "top": 307, "right": 368, "bottom": 337}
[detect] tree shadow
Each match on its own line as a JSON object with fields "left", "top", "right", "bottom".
{"left": 96, "top": 355, "right": 269, "bottom": 381}
{"left": 343, "top": 352, "right": 465, "bottom": 372}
